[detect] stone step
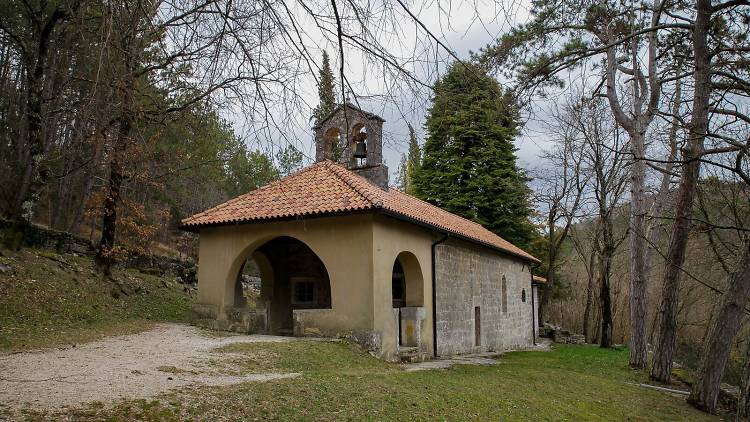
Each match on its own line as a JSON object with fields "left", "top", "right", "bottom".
{"left": 398, "top": 346, "right": 429, "bottom": 363}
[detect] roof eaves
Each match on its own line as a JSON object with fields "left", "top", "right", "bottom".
{"left": 376, "top": 208, "right": 540, "bottom": 263}
{"left": 178, "top": 208, "right": 376, "bottom": 232}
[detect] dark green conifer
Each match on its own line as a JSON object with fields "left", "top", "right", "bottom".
{"left": 413, "top": 62, "right": 533, "bottom": 247}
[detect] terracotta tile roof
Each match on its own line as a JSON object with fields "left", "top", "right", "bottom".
{"left": 181, "top": 161, "right": 538, "bottom": 262}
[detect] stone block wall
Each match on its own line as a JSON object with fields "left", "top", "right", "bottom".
{"left": 351, "top": 164, "right": 389, "bottom": 190}
{"left": 0, "top": 219, "right": 93, "bottom": 255}
{"left": 192, "top": 303, "right": 267, "bottom": 334}
{"left": 313, "top": 105, "right": 384, "bottom": 167}
{"left": 434, "top": 239, "right": 534, "bottom": 356}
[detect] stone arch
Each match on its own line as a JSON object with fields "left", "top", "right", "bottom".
{"left": 350, "top": 122, "right": 368, "bottom": 166}
{"left": 351, "top": 122, "right": 367, "bottom": 142}
{"left": 231, "top": 250, "right": 275, "bottom": 309}
{"left": 324, "top": 126, "right": 342, "bottom": 160}
{"left": 228, "top": 235, "right": 332, "bottom": 335}
{"left": 391, "top": 251, "right": 424, "bottom": 308}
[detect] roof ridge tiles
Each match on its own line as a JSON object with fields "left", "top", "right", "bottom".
{"left": 387, "top": 188, "right": 493, "bottom": 231}
{"left": 322, "top": 161, "right": 384, "bottom": 206}
{"left": 180, "top": 160, "right": 538, "bottom": 263}
{"left": 181, "top": 162, "right": 326, "bottom": 226}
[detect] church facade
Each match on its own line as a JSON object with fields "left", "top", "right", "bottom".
{"left": 182, "top": 104, "right": 539, "bottom": 361}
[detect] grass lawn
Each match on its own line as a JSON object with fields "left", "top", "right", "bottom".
{"left": 0, "top": 246, "right": 723, "bottom": 421}
{"left": 0, "top": 247, "right": 193, "bottom": 351}
{"left": 31, "top": 341, "right": 720, "bottom": 421}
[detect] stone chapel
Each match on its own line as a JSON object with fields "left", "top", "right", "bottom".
{"left": 182, "top": 103, "right": 540, "bottom": 361}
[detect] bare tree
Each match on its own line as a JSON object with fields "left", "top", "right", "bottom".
{"left": 553, "top": 97, "right": 630, "bottom": 347}
{"left": 652, "top": 0, "right": 750, "bottom": 386}
{"left": 0, "top": 0, "right": 81, "bottom": 249}
{"left": 477, "top": 0, "right": 688, "bottom": 367}
{"left": 534, "top": 107, "right": 588, "bottom": 326}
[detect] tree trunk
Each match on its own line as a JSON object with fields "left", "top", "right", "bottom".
{"left": 96, "top": 107, "right": 131, "bottom": 276}
{"left": 651, "top": 0, "right": 711, "bottom": 384}
{"left": 644, "top": 80, "right": 681, "bottom": 274}
{"left": 95, "top": 158, "right": 123, "bottom": 276}
{"left": 629, "top": 132, "right": 649, "bottom": 368}
{"left": 599, "top": 239, "right": 614, "bottom": 348}
{"left": 600, "top": 270, "right": 613, "bottom": 348}
{"left": 540, "top": 221, "right": 556, "bottom": 325}
{"left": 96, "top": 87, "right": 133, "bottom": 275}
{"left": 5, "top": 62, "right": 47, "bottom": 250}
{"left": 5, "top": 7, "right": 70, "bottom": 249}
{"left": 540, "top": 269, "right": 555, "bottom": 325}
{"left": 583, "top": 275, "right": 594, "bottom": 341}
{"left": 688, "top": 241, "right": 750, "bottom": 413}
{"left": 583, "top": 250, "right": 598, "bottom": 342}
{"left": 738, "top": 342, "right": 750, "bottom": 421}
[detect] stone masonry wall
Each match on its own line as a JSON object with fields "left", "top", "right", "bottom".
{"left": 434, "top": 238, "right": 534, "bottom": 356}
{"left": 312, "top": 104, "right": 389, "bottom": 189}
{"left": 314, "top": 105, "right": 384, "bottom": 168}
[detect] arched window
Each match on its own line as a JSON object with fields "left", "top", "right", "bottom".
{"left": 351, "top": 123, "right": 367, "bottom": 166}
{"left": 501, "top": 275, "right": 508, "bottom": 313}
{"left": 391, "top": 252, "right": 424, "bottom": 309}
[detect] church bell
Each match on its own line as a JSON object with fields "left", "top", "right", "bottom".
{"left": 353, "top": 140, "right": 367, "bottom": 159}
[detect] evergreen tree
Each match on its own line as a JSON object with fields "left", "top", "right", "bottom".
{"left": 276, "top": 144, "right": 304, "bottom": 177}
{"left": 397, "top": 124, "right": 421, "bottom": 194}
{"left": 224, "top": 145, "right": 280, "bottom": 198}
{"left": 405, "top": 124, "right": 421, "bottom": 194}
{"left": 412, "top": 62, "right": 534, "bottom": 248}
{"left": 312, "top": 51, "right": 336, "bottom": 124}
{"left": 396, "top": 154, "right": 408, "bottom": 191}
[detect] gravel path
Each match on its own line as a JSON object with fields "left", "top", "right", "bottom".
{"left": 0, "top": 323, "right": 301, "bottom": 411}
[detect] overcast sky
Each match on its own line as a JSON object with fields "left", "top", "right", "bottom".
{"left": 227, "top": 0, "right": 556, "bottom": 181}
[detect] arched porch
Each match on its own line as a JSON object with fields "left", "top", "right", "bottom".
{"left": 191, "top": 216, "right": 378, "bottom": 342}
{"left": 230, "top": 236, "right": 332, "bottom": 335}
{"left": 391, "top": 251, "right": 426, "bottom": 350}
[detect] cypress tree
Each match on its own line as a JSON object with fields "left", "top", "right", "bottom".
{"left": 312, "top": 51, "right": 336, "bottom": 124}
{"left": 404, "top": 124, "right": 421, "bottom": 194}
{"left": 397, "top": 124, "right": 421, "bottom": 194}
{"left": 413, "top": 62, "right": 534, "bottom": 248}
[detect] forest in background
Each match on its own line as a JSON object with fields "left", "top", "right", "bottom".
{"left": 0, "top": 0, "right": 310, "bottom": 264}
{"left": 2, "top": 0, "right": 750, "bottom": 417}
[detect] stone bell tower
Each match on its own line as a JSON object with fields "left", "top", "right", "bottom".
{"left": 313, "top": 103, "right": 389, "bottom": 189}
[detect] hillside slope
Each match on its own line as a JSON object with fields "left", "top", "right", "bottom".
{"left": 0, "top": 246, "right": 193, "bottom": 351}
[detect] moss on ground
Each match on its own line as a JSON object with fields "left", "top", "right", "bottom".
{"left": 0, "top": 247, "right": 193, "bottom": 351}
{"left": 25, "top": 342, "right": 721, "bottom": 421}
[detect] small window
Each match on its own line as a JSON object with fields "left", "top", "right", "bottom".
{"left": 292, "top": 278, "right": 316, "bottom": 305}
{"left": 522, "top": 288, "right": 527, "bottom": 303}
{"left": 501, "top": 275, "right": 508, "bottom": 313}
{"left": 474, "top": 306, "right": 481, "bottom": 346}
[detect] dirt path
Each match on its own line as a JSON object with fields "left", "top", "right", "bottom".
{"left": 0, "top": 323, "right": 302, "bottom": 411}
